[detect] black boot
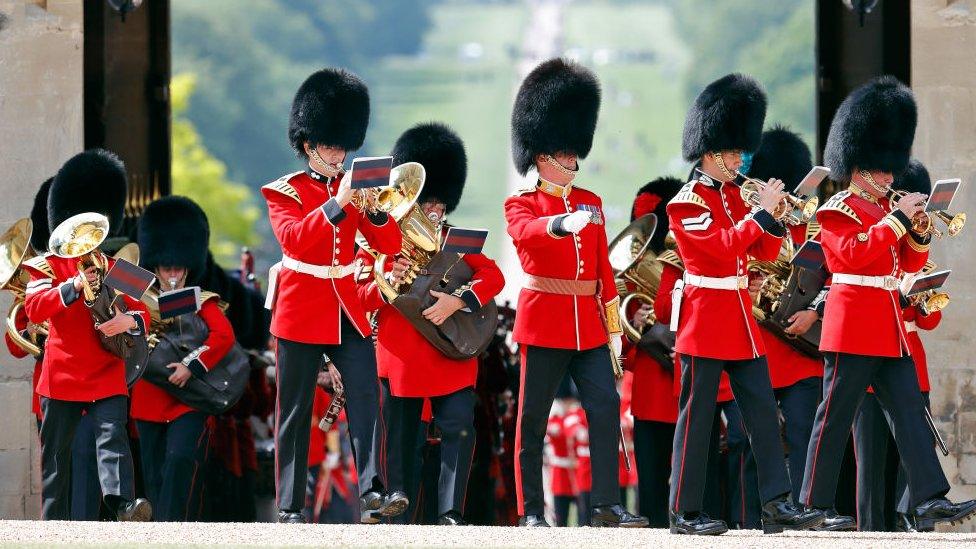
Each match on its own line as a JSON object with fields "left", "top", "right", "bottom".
{"left": 761, "top": 496, "right": 824, "bottom": 534}
{"left": 438, "top": 510, "right": 465, "bottom": 525}
{"left": 115, "top": 498, "right": 152, "bottom": 522}
{"left": 590, "top": 504, "right": 649, "bottom": 527}
{"left": 811, "top": 508, "right": 856, "bottom": 531}
{"left": 669, "top": 511, "right": 728, "bottom": 535}
{"left": 896, "top": 513, "right": 919, "bottom": 532}
{"left": 914, "top": 497, "right": 976, "bottom": 531}
{"left": 518, "top": 514, "right": 550, "bottom": 527}
{"left": 360, "top": 490, "right": 410, "bottom": 524}
{"left": 277, "top": 510, "right": 306, "bottom": 524}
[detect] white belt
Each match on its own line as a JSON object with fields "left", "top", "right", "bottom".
{"left": 264, "top": 255, "right": 357, "bottom": 310}
{"left": 905, "top": 321, "right": 917, "bottom": 333}
{"left": 832, "top": 273, "right": 900, "bottom": 291}
{"left": 668, "top": 273, "right": 748, "bottom": 332}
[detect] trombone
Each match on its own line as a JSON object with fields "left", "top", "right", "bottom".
{"left": 885, "top": 189, "right": 966, "bottom": 238}
{"left": 735, "top": 171, "right": 819, "bottom": 226}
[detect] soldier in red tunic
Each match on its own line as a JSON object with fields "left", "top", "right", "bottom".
{"left": 851, "top": 160, "right": 948, "bottom": 532}
{"left": 666, "top": 74, "right": 823, "bottom": 535}
{"left": 262, "top": 68, "right": 403, "bottom": 524}
{"left": 622, "top": 176, "right": 683, "bottom": 527}
{"left": 504, "top": 58, "right": 647, "bottom": 528}
{"left": 130, "top": 196, "right": 236, "bottom": 521}
{"left": 798, "top": 76, "right": 976, "bottom": 531}
{"left": 357, "top": 122, "right": 505, "bottom": 525}
{"left": 24, "top": 150, "right": 151, "bottom": 521}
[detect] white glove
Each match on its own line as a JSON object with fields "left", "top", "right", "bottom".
{"left": 610, "top": 334, "right": 623, "bottom": 359}
{"left": 561, "top": 210, "right": 592, "bottom": 234}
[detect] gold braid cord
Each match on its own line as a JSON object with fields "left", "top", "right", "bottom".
{"left": 604, "top": 296, "right": 622, "bottom": 336}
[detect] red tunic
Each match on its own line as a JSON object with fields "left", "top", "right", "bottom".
{"left": 23, "top": 254, "right": 149, "bottom": 402}
{"left": 4, "top": 307, "right": 43, "bottom": 418}
{"left": 624, "top": 271, "right": 679, "bottom": 423}
{"left": 262, "top": 170, "right": 402, "bottom": 344}
{"left": 905, "top": 306, "right": 939, "bottom": 392}
{"left": 131, "top": 298, "right": 236, "bottom": 423}
{"left": 763, "top": 329, "right": 823, "bottom": 389}
{"left": 504, "top": 183, "right": 618, "bottom": 350}
{"left": 817, "top": 189, "right": 928, "bottom": 357}
{"left": 565, "top": 407, "right": 592, "bottom": 492}
{"left": 666, "top": 176, "right": 783, "bottom": 360}
{"left": 546, "top": 413, "right": 577, "bottom": 497}
{"left": 357, "top": 248, "right": 505, "bottom": 398}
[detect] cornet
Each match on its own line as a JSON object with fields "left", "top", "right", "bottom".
{"left": 736, "top": 171, "right": 819, "bottom": 226}
{"left": 885, "top": 189, "right": 966, "bottom": 238}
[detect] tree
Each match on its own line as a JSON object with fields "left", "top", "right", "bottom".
{"left": 171, "top": 73, "right": 262, "bottom": 267}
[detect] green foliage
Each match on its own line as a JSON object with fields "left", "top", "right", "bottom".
{"left": 170, "top": 73, "right": 261, "bottom": 266}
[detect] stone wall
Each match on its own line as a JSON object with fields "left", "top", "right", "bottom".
{"left": 0, "top": 0, "right": 83, "bottom": 519}
{"left": 912, "top": 0, "right": 976, "bottom": 532}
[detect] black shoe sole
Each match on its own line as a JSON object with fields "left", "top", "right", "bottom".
{"left": 669, "top": 525, "right": 728, "bottom": 535}
{"left": 118, "top": 500, "right": 153, "bottom": 522}
{"left": 361, "top": 510, "right": 382, "bottom": 524}
{"left": 591, "top": 518, "right": 650, "bottom": 528}
{"left": 812, "top": 521, "right": 857, "bottom": 532}
{"left": 380, "top": 497, "right": 409, "bottom": 517}
{"left": 916, "top": 501, "right": 976, "bottom": 531}
{"left": 763, "top": 513, "right": 826, "bottom": 534}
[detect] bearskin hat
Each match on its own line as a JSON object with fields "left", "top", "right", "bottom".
{"left": 892, "top": 159, "right": 931, "bottom": 195}
{"left": 138, "top": 196, "right": 210, "bottom": 278}
{"left": 748, "top": 126, "right": 813, "bottom": 190}
{"left": 824, "top": 76, "right": 916, "bottom": 183}
{"left": 391, "top": 122, "right": 467, "bottom": 214}
{"left": 511, "top": 58, "right": 601, "bottom": 176}
{"left": 682, "top": 73, "right": 767, "bottom": 162}
{"left": 29, "top": 178, "right": 52, "bottom": 252}
{"left": 631, "top": 176, "right": 684, "bottom": 254}
{"left": 288, "top": 68, "right": 370, "bottom": 157}
{"left": 48, "top": 149, "right": 128, "bottom": 235}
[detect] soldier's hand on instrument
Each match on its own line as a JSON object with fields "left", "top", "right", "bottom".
{"left": 423, "top": 290, "right": 466, "bottom": 325}
{"left": 166, "top": 362, "right": 192, "bottom": 388}
{"left": 562, "top": 210, "right": 592, "bottom": 234}
{"left": 73, "top": 266, "right": 100, "bottom": 292}
{"left": 387, "top": 257, "right": 412, "bottom": 285}
{"left": 896, "top": 192, "right": 927, "bottom": 218}
{"left": 96, "top": 307, "right": 137, "bottom": 336}
{"left": 758, "top": 179, "right": 787, "bottom": 214}
{"left": 335, "top": 170, "right": 355, "bottom": 207}
{"left": 784, "top": 309, "right": 818, "bottom": 336}
{"left": 632, "top": 304, "right": 653, "bottom": 329}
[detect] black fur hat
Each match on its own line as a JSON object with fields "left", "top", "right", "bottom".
{"left": 682, "top": 73, "right": 767, "bottom": 162}
{"left": 511, "top": 58, "right": 601, "bottom": 176}
{"left": 48, "top": 149, "right": 128, "bottom": 235}
{"left": 749, "top": 126, "right": 813, "bottom": 189}
{"left": 138, "top": 196, "right": 210, "bottom": 278}
{"left": 288, "top": 68, "right": 370, "bottom": 157}
{"left": 632, "top": 176, "right": 685, "bottom": 254}
{"left": 391, "top": 122, "right": 467, "bottom": 214}
{"left": 892, "top": 159, "right": 931, "bottom": 195}
{"left": 29, "top": 178, "right": 52, "bottom": 252}
{"left": 824, "top": 76, "right": 916, "bottom": 183}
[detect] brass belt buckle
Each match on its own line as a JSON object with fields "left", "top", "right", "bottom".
{"left": 327, "top": 265, "right": 343, "bottom": 278}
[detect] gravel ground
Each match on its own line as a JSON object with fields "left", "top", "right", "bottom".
{"left": 1, "top": 522, "right": 976, "bottom": 549}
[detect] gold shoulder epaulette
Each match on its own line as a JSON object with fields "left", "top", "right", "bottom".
{"left": 818, "top": 191, "right": 860, "bottom": 224}
{"left": 805, "top": 220, "right": 822, "bottom": 240}
{"left": 200, "top": 290, "right": 221, "bottom": 305}
{"left": 512, "top": 185, "right": 537, "bottom": 196}
{"left": 657, "top": 249, "right": 684, "bottom": 271}
{"left": 669, "top": 182, "right": 708, "bottom": 210}
{"left": 23, "top": 254, "right": 54, "bottom": 278}
{"left": 262, "top": 172, "right": 303, "bottom": 205}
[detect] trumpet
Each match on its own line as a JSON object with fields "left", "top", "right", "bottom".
{"left": 885, "top": 189, "right": 966, "bottom": 238}
{"left": 735, "top": 171, "right": 819, "bottom": 226}
{"left": 912, "top": 289, "right": 950, "bottom": 316}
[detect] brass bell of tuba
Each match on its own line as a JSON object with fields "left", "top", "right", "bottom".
{"left": 608, "top": 214, "right": 661, "bottom": 343}
{"left": 0, "top": 218, "right": 47, "bottom": 357}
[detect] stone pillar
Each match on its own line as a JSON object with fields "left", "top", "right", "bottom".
{"left": 0, "top": 0, "right": 83, "bottom": 519}
{"left": 912, "top": 0, "right": 976, "bottom": 531}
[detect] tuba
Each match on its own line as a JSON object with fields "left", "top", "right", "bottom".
{"left": 49, "top": 213, "right": 149, "bottom": 384}
{"left": 608, "top": 214, "right": 660, "bottom": 342}
{"left": 369, "top": 162, "right": 499, "bottom": 360}
{"left": 0, "top": 218, "right": 48, "bottom": 357}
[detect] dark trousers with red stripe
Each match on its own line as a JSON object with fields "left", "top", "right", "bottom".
{"left": 274, "top": 317, "right": 383, "bottom": 513}
{"left": 385, "top": 386, "right": 476, "bottom": 518}
{"left": 800, "top": 353, "right": 948, "bottom": 510}
{"left": 669, "top": 355, "right": 791, "bottom": 514}
{"left": 633, "top": 419, "right": 676, "bottom": 527}
{"left": 516, "top": 345, "right": 621, "bottom": 518}
{"left": 136, "top": 411, "right": 210, "bottom": 521}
